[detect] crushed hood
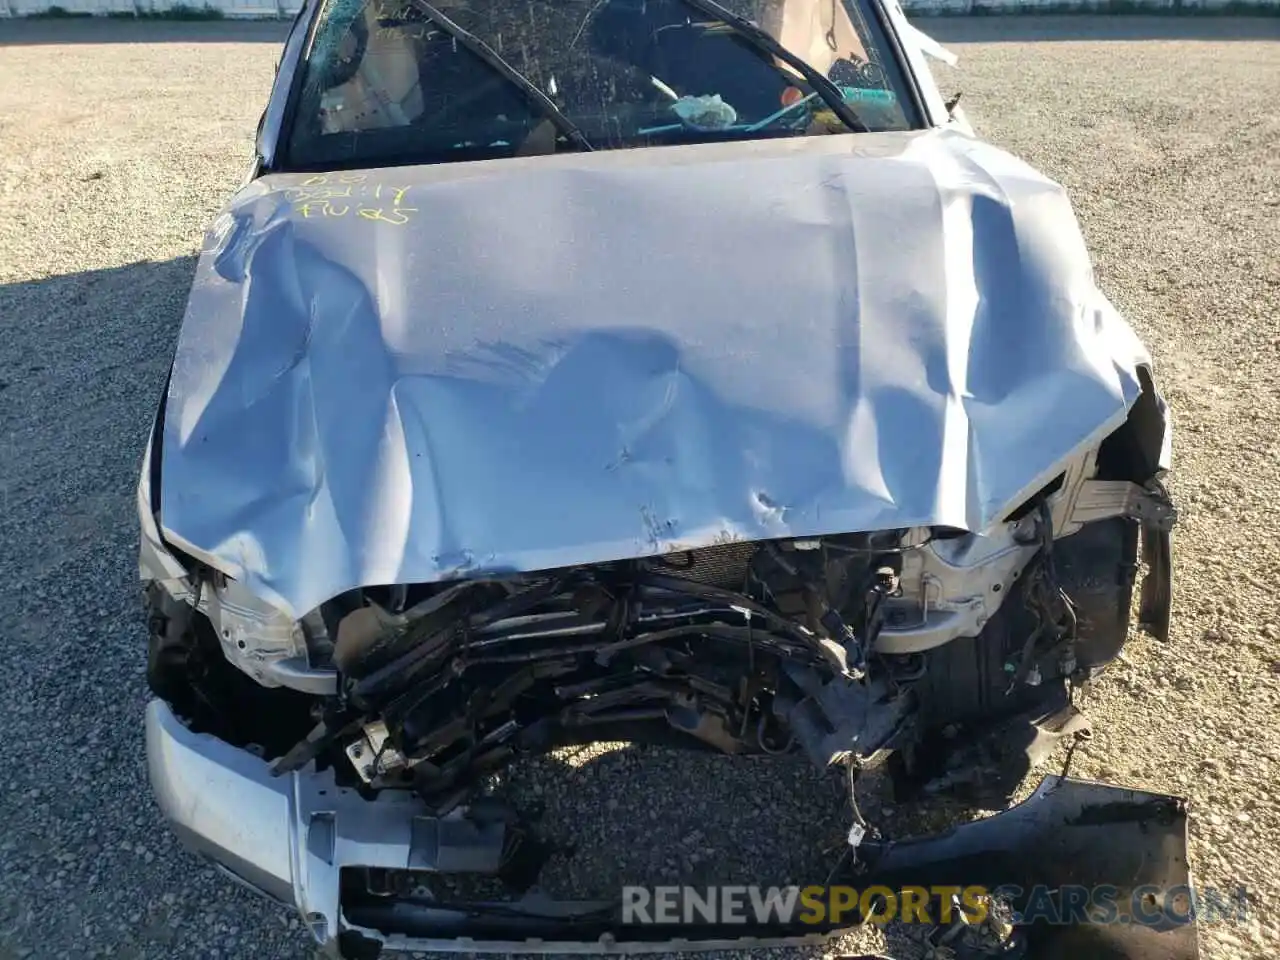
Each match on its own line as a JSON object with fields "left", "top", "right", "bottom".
{"left": 160, "top": 128, "right": 1149, "bottom": 618}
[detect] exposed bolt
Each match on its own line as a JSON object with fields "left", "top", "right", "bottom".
{"left": 874, "top": 566, "right": 899, "bottom": 594}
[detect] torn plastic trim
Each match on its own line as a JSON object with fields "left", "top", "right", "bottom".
{"left": 1139, "top": 521, "right": 1173, "bottom": 643}
{"left": 852, "top": 776, "right": 1198, "bottom": 960}
{"left": 339, "top": 777, "right": 1197, "bottom": 959}
{"left": 147, "top": 699, "right": 507, "bottom": 937}
{"left": 898, "top": 20, "right": 957, "bottom": 67}
{"left": 1068, "top": 480, "right": 1177, "bottom": 534}
{"left": 874, "top": 0, "right": 952, "bottom": 127}
{"left": 147, "top": 698, "right": 841, "bottom": 953}
{"left": 1091, "top": 363, "right": 1173, "bottom": 488}
{"left": 149, "top": 698, "right": 1198, "bottom": 959}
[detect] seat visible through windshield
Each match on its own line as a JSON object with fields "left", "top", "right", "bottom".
{"left": 286, "top": 0, "right": 915, "bottom": 169}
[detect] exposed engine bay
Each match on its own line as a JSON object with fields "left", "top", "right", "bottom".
{"left": 153, "top": 482, "right": 1168, "bottom": 798}
{"left": 275, "top": 505, "right": 1147, "bottom": 804}
{"left": 145, "top": 465, "right": 1185, "bottom": 958}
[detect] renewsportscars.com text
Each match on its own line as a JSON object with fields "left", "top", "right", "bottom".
{"left": 621, "top": 884, "right": 1249, "bottom": 927}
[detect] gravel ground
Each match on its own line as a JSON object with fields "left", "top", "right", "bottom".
{"left": 1, "top": 15, "right": 1279, "bottom": 960}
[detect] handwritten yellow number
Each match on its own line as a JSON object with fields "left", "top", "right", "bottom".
{"left": 287, "top": 186, "right": 354, "bottom": 202}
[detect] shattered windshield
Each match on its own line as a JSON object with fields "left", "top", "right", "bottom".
{"left": 284, "top": 0, "right": 916, "bottom": 170}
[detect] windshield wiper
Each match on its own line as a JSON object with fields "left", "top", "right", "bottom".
{"left": 402, "top": 0, "right": 593, "bottom": 152}
{"left": 672, "top": 0, "right": 868, "bottom": 134}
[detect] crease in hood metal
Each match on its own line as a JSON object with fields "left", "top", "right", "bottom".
{"left": 160, "top": 128, "right": 1151, "bottom": 618}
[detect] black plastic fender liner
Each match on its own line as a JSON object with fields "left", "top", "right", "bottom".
{"left": 1138, "top": 523, "right": 1174, "bottom": 643}
{"left": 336, "top": 777, "right": 1197, "bottom": 960}
{"left": 853, "top": 776, "right": 1199, "bottom": 960}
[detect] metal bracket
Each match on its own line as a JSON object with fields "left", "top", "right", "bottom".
{"left": 1069, "top": 481, "right": 1177, "bottom": 532}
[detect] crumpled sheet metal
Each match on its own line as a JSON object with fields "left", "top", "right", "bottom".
{"left": 161, "top": 128, "right": 1150, "bottom": 618}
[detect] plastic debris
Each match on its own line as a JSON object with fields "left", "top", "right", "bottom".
{"left": 671, "top": 94, "right": 738, "bottom": 130}
{"left": 847, "top": 822, "right": 866, "bottom": 850}
{"left": 840, "top": 87, "right": 897, "bottom": 106}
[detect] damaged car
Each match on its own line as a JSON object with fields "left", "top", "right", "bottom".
{"left": 138, "top": 0, "right": 1194, "bottom": 956}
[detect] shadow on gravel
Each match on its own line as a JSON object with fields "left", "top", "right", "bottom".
{"left": 447, "top": 742, "right": 916, "bottom": 957}
{"left": 0, "top": 257, "right": 313, "bottom": 958}
{"left": 0, "top": 18, "right": 290, "bottom": 46}
{"left": 0, "top": 256, "right": 194, "bottom": 583}
{"left": 914, "top": 14, "right": 1280, "bottom": 42}
{"left": 486, "top": 743, "right": 997, "bottom": 958}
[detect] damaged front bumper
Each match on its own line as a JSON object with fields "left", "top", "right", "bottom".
{"left": 147, "top": 699, "right": 1199, "bottom": 960}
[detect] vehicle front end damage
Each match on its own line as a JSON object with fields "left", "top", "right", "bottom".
{"left": 140, "top": 131, "right": 1191, "bottom": 959}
